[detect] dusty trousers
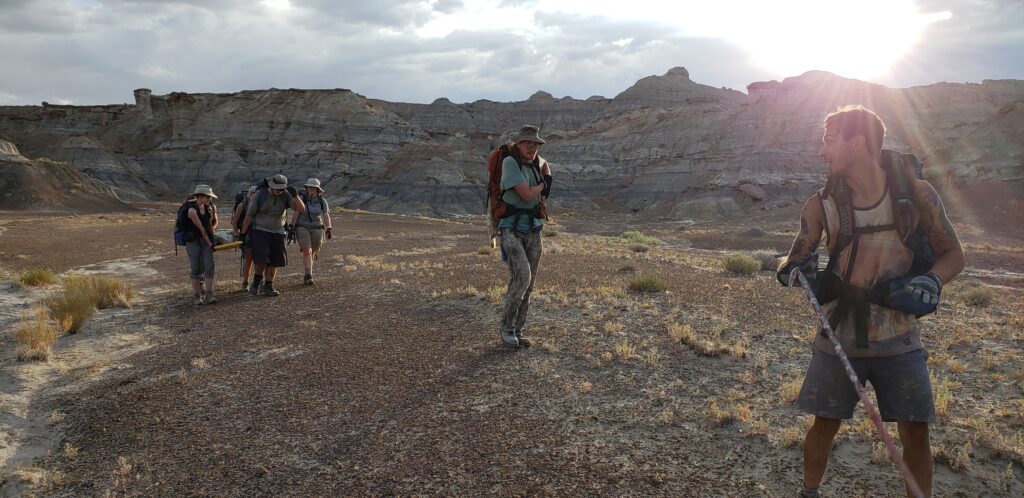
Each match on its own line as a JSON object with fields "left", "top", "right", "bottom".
{"left": 499, "top": 227, "right": 542, "bottom": 334}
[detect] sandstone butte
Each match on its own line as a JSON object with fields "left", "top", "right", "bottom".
{"left": 1, "top": 67, "right": 1022, "bottom": 219}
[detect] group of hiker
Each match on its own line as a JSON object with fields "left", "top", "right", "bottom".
{"left": 176, "top": 174, "right": 333, "bottom": 305}
{"left": 174, "top": 106, "right": 963, "bottom": 496}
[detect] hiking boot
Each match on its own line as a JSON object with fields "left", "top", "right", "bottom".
{"left": 240, "top": 280, "right": 249, "bottom": 292}
{"left": 192, "top": 293, "right": 203, "bottom": 306}
{"left": 799, "top": 488, "right": 820, "bottom": 498}
{"left": 262, "top": 281, "right": 280, "bottom": 297}
{"left": 303, "top": 273, "right": 314, "bottom": 286}
{"left": 249, "top": 275, "right": 263, "bottom": 296}
{"left": 205, "top": 294, "right": 218, "bottom": 305}
{"left": 500, "top": 329, "right": 520, "bottom": 348}
{"left": 515, "top": 330, "right": 532, "bottom": 348}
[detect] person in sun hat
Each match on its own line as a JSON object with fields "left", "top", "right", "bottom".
{"left": 495, "top": 125, "right": 553, "bottom": 349}
{"left": 290, "top": 177, "right": 333, "bottom": 285}
{"left": 185, "top": 184, "right": 219, "bottom": 305}
{"left": 240, "top": 174, "right": 305, "bottom": 297}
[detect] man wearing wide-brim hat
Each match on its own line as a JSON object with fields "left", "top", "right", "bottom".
{"left": 495, "top": 125, "right": 553, "bottom": 348}
{"left": 240, "top": 174, "right": 305, "bottom": 296}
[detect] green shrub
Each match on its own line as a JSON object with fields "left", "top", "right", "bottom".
{"left": 628, "top": 275, "right": 668, "bottom": 293}
{"left": 15, "top": 268, "right": 58, "bottom": 287}
{"left": 618, "top": 231, "right": 660, "bottom": 246}
{"left": 750, "top": 249, "right": 780, "bottom": 271}
{"left": 961, "top": 286, "right": 995, "bottom": 308}
{"left": 722, "top": 254, "right": 760, "bottom": 276}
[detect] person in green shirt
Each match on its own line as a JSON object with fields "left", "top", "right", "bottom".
{"left": 497, "top": 125, "right": 552, "bottom": 348}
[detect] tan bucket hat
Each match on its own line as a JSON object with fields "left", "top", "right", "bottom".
{"left": 511, "top": 125, "right": 545, "bottom": 144}
{"left": 191, "top": 184, "right": 218, "bottom": 199}
{"left": 267, "top": 174, "right": 288, "bottom": 189}
{"left": 304, "top": 178, "right": 324, "bottom": 192}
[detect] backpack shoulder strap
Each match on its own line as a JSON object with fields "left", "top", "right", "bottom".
{"left": 880, "top": 149, "right": 918, "bottom": 243}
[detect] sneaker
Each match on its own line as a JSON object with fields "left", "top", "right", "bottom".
{"left": 192, "top": 293, "right": 203, "bottom": 306}
{"left": 249, "top": 276, "right": 263, "bottom": 296}
{"left": 262, "top": 281, "right": 280, "bottom": 297}
{"left": 515, "top": 330, "right": 532, "bottom": 348}
{"left": 500, "top": 329, "right": 520, "bottom": 348}
{"left": 303, "top": 274, "right": 314, "bottom": 286}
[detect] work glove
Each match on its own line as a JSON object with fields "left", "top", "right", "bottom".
{"left": 541, "top": 174, "right": 553, "bottom": 197}
{"left": 888, "top": 272, "right": 942, "bottom": 315}
{"left": 325, "top": 227, "right": 333, "bottom": 239}
{"left": 286, "top": 186, "right": 298, "bottom": 198}
{"left": 777, "top": 253, "right": 819, "bottom": 287}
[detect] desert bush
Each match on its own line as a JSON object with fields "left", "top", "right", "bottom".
{"left": 628, "top": 275, "right": 668, "bottom": 293}
{"left": 722, "top": 253, "right": 760, "bottom": 276}
{"left": 615, "top": 339, "right": 637, "bottom": 360}
{"left": 750, "top": 249, "right": 780, "bottom": 271}
{"left": 477, "top": 246, "right": 493, "bottom": 255}
{"left": 961, "top": 286, "right": 995, "bottom": 307}
{"left": 618, "top": 231, "right": 660, "bottom": 246}
{"left": 43, "top": 275, "right": 134, "bottom": 333}
{"left": 629, "top": 244, "right": 649, "bottom": 253}
{"left": 13, "top": 307, "right": 61, "bottom": 361}
{"left": 15, "top": 268, "right": 59, "bottom": 287}
{"left": 542, "top": 228, "right": 558, "bottom": 237}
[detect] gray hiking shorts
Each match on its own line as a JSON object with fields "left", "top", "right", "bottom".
{"left": 797, "top": 347, "right": 935, "bottom": 422}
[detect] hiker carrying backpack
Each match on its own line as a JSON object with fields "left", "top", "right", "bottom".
{"left": 489, "top": 125, "right": 553, "bottom": 350}
{"left": 485, "top": 135, "right": 552, "bottom": 245}
{"left": 293, "top": 178, "right": 333, "bottom": 285}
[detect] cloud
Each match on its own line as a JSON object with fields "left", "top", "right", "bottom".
{"left": 0, "top": 0, "right": 1019, "bottom": 106}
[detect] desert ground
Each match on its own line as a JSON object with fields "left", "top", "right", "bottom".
{"left": 1, "top": 186, "right": 1023, "bottom": 496}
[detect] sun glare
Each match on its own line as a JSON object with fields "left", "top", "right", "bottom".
{"left": 416, "top": 0, "right": 952, "bottom": 81}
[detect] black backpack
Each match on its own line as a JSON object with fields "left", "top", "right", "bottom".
{"left": 173, "top": 199, "right": 196, "bottom": 252}
{"left": 233, "top": 190, "right": 249, "bottom": 230}
{"left": 814, "top": 149, "right": 938, "bottom": 348}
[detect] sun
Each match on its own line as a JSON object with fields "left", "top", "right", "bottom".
{"left": 729, "top": 1, "right": 953, "bottom": 80}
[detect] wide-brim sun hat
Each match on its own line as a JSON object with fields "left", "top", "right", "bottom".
{"left": 511, "top": 125, "right": 546, "bottom": 144}
{"left": 268, "top": 174, "right": 288, "bottom": 189}
{"left": 304, "top": 178, "right": 324, "bottom": 192}
{"left": 192, "top": 184, "right": 218, "bottom": 198}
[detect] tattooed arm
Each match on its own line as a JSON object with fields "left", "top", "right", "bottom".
{"left": 914, "top": 180, "right": 965, "bottom": 284}
{"left": 782, "top": 195, "right": 825, "bottom": 266}
{"left": 776, "top": 195, "right": 825, "bottom": 285}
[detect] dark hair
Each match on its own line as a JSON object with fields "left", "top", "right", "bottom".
{"left": 823, "top": 105, "right": 886, "bottom": 157}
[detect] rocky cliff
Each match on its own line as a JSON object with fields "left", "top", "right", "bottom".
{"left": 1, "top": 67, "right": 1021, "bottom": 218}
{"left": 0, "top": 139, "right": 128, "bottom": 211}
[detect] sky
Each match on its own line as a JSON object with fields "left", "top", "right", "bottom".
{"left": 0, "top": 0, "right": 1022, "bottom": 106}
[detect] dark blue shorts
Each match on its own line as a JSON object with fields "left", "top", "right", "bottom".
{"left": 796, "top": 348, "right": 935, "bottom": 422}
{"left": 250, "top": 229, "right": 287, "bottom": 267}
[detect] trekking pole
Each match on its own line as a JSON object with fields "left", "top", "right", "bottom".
{"left": 789, "top": 268, "right": 926, "bottom": 498}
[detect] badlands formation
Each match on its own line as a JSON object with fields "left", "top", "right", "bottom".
{"left": 0, "top": 67, "right": 1022, "bottom": 218}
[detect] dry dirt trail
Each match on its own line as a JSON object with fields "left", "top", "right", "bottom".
{"left": 1, "top": 208, "right": 1021, "bottom": 496}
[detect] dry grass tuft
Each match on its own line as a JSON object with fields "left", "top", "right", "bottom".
{"left": 960, "top": 286, "right": 995, "bottom": 308}
{"left": 15, "top": 268, "right": 59, "bottom": 287}
{"left": 486, "top": 285, "right": 504, "bottom": 304}
{"left": 542, "top": 228, "right": 559, "bottom": 237}
{"left": 618, "top": 263, "right": 637, "bottom": 273}
{"left": 43, "top": 275, "right": 135, "bottom": 333}
{"left": 458, "top": 285, "right": 480, "bottom": 298}
{"left": 629, "top": 244, "right": 649, "bottom": 253}
{"left": 722, "top": 253, "right": 761, "bottom": 275}
{"left": 477, "top": 246, "right": 493, "bottom": 255}
{"left": 628, "top": 275, "right": 668, "bottom": 293}
{"left": 13, "top": 307, "right": 62, "bottom": 361}
{"left": 666, "top": 322, "right": 747, "bottom": 358}
{"left": 780, "top": 379, "right": 803, "bottom": 403}
{"left": 615, "top": 339, "right": 637, "bottom": 360}
{"left": 750, "top": 249, "right": 780, "bottom": 271}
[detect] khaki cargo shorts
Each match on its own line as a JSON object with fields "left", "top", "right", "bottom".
{"left": 295, "top": 226, "right": 323, "bottom": 251}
